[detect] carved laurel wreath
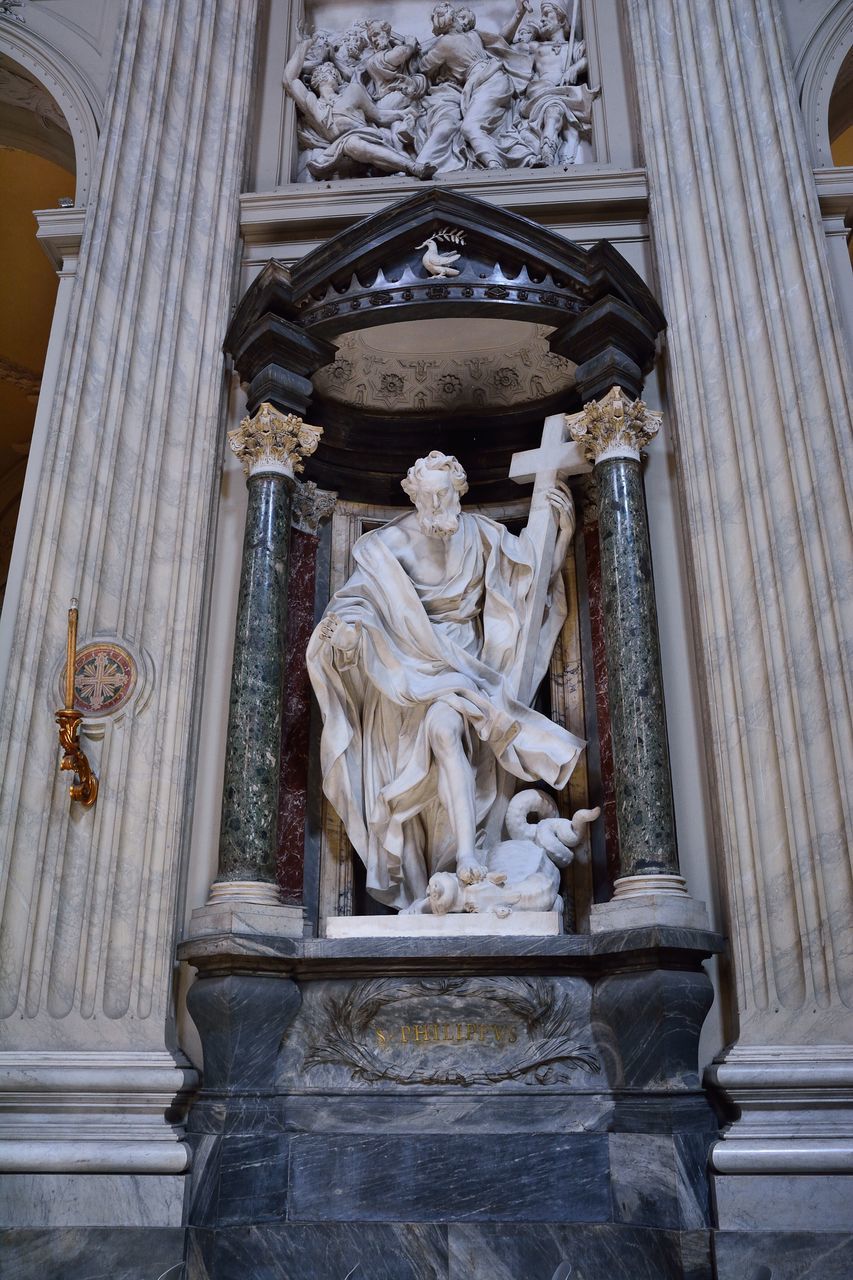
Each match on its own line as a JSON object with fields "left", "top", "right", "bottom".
{"left": 302, "top": 977, "right": 600, "bottom": 1087}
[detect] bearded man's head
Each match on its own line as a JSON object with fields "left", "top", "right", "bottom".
{"left": 402, "top": 451, "right": 468, "bottom": 539}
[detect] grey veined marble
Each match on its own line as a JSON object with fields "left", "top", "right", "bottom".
{"left": 594, "top": 457, "right": 678, "bottom": 877}
{"left": 218, "top": 472, "right": 293, "bottom": 883}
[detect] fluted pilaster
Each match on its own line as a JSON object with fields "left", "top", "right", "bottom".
{"left": 0, "top": 0, "right": 260, "bottom": 1174}
{"left": 627, "top": 0, "right": 853, "bottom": 1181}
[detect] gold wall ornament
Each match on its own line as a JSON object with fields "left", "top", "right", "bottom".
{"left": 566, "top": 385, "right": 662, "bottom": 464}
{"left": 55, "top": 598, "right": 98, "bottom": 809}
{"left": 228, "top": 403, "right": 322, "bottom": 479}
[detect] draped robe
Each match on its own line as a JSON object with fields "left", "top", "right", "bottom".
{"left": 306, "top": 512, "right": 584, "bottom": 910}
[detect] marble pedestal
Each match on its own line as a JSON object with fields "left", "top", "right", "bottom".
{"left": 179, "top": 927, "right": 723, "bottom": 1280}
{"left": 325, "top": 911, "right": 563, "bottom": 938}
{"left": 706, "top": 1046, "right": 853, "bottom": 1279}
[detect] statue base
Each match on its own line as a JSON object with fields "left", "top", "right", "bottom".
{"left": 324, "top": 910, "right": 563, "bottom": 938}
{"left": 178, "top": 925, "right": 725, "bottom": 1280}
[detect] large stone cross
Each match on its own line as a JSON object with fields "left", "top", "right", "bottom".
{"left": 482, "top": 414, "right": 590, "bottom": 847}
{"left": 508, "top": 412, "right": 591, "bottom": 705}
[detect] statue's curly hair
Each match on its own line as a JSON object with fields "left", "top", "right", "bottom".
{"left": 310, "top": 61, "right": 342, "bottom": 91}
{"left": 539, "top": 1, "right": 571, "bottom": 35}
{"left": 401, "top": 450, "right": 469, "bottom": 499}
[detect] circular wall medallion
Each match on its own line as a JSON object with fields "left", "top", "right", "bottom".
{"left": 72, "top": 643, "right": 137, "bottom": 716}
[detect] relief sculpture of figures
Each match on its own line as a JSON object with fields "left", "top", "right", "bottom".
{"left": 284, "top": 2, "right": 599, "bottom": 181}
{"left": 284, "top": 36, "right": 435, "bottom": 181}
{"left": 307, "top": 451, "right": 598, "bottom": 918}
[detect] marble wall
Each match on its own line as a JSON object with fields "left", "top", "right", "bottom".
{"left": 0, "top": 0, "right": 261, "bottom": 1210}
{"left": 626, "top": 0, "right": 853, "bottom": 1259}
{"left": 1, "top": 0, "right": 850, "bottom": 1268}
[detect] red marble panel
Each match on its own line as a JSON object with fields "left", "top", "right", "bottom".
{"left": 276, "top": 527, "right": 317, "bottom": 903}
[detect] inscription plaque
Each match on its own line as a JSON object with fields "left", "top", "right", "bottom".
{"left": 283, "top": 977, "right": 600, "bottom": 1088}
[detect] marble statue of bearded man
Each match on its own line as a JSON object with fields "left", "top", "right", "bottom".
{"left": 306, "top": 450, "right": 584, "bottom": 911}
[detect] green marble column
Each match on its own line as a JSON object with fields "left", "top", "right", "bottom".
{"left": 211, "top": 404, "right": 322, "bottom": 903}
{"left": 568, "top": 386, "right": 679, "bottom": 881}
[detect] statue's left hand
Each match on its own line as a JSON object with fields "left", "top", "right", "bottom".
{"left": 545, "top": 482, "right": 576, "bottom": 540}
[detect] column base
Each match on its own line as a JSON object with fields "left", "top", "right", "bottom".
{"left": 706, "top": 1044, "right": 853, "bottom": 1174}
{"left": 590, "top": 874, "right": 711, "bottom": 932}
{"left": 0, "top": 1051, "right": 196, "bottom": 1174}
{"left": 706, "top": 1043, "right": 853, "bottom": 1277}
{"left": 188, "top": 880, "right": 304, "bottom": 939}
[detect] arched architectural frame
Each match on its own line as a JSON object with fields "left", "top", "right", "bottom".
{"left": 0, "top": 21, "right": 100, "bottom": 686}
{"left": 795, "top": 0, "right": 853, "bottom": 166}
{"left": 0, "top": 18, "right": 99, "bottom": 203}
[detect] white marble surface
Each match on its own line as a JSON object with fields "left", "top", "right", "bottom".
{"left": 0, "top": 1051, "right": 194, "bottom": 1173}
{"left": 627, "top": 0, "right": 853, "bottom": 1188}
{"left": 0, "top": 0, "right": 259, "bottom": 1176}
{"left": 713, "top": 1172, "right": 853, "bottom": 1230}
{"left": 307, "top": 450, "right": 583, "bottom": 912}
{"left": 707, "top": 1044, "right": 853, "bottom": 1174}
{"left": 325, "top": 910, "right": 563, "bottom": 937}
{"left": 0, "top": 1172, "right": 186, "bottom": 1228}
{"left": 187, "top": 901, "right": 305, "bottom": 940}
{"left": 627, "top": 0, "right": 853, "bottom": 1046}
{"left": 589, "top": 893, "right": 710, "bottom": 934}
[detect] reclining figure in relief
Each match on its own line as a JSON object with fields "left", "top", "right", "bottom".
{"left": 284, "top": 36, "right": 434, "bottom": 181}
{"left": 284, "top": 1, "right": 599, "bottom": 181}
{"left": 307, "top": 451, "right": 598, "bottom": 918}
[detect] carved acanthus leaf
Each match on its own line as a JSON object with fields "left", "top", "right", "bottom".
{"left": 228, "top": 403, "right": 322, "bottom": 478}
{"left": 292, "top": 479, "right": 337, "bottom": 534}
{"left": 566, "top": 385, "right": 662, "bottom": 463}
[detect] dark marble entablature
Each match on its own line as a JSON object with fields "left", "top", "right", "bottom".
{"left": 178, "top": 925, "right": 724, "bottom": 979}
{"left": 223, "top": 188, "right": 665, "bottom": 502}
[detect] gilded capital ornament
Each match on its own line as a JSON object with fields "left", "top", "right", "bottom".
{"left": 228, "top": 402, "right": 322, "bottom": 479}
{"left": 566, "top": 385, "right": 662, "bottom": 464}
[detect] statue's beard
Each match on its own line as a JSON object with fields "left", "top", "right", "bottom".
{"left": 417, "top": 507, "right": 460, "bottom": 539}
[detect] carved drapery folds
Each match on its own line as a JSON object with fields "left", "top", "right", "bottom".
{"left": 284, "top": 3, "right": 599, "bottom": 182}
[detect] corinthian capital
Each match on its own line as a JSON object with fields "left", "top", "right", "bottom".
{"left": 292, "top": 480, "right": 337, "bottom": 535}
{"left": 566, "top": 385, "right": 662, "bottom": 464}
{"left": 228, "top": 403, "right": 322, "bottom": 479}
